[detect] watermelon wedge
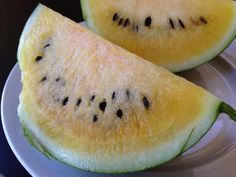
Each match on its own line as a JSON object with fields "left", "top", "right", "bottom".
{"left": 81, "top": 0, "right": 236, "bottom": 72}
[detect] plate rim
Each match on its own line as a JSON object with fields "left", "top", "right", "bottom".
{"left": 1, "top": 63, "right": 36, "bottom": 176}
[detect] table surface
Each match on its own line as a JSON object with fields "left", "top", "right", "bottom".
{"left": 0, "top": 1, "right": 83, "bottom": 176}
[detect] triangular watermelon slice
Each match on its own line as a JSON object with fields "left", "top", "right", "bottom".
{"left": 17, "top": 4, "right": 236, "bottom": 173}
{"left": 81, "top": 0, "right": 236, "bottom": 72}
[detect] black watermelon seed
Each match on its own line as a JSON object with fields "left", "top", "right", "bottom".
{"left": 112, "top": 13, "right": 118, "bottom": 21}
{"left": 43, "top": 44, "right": 50, "bottom": 48}
{"left": 90, "top": 95, "right": 95, "bottom": 101}
{"left": 118, "top": 18, "right": 124, "bottom": 26}
{"left": 62, "top": 97, "right": 69, "bottom": 106}
{"left": 76, "top": 98, "right": 82, "bottom": 106}
{"left": 123, "top": 18, "right": 130, "bottom": 27}
{"left": 99, "top": 101, "right": 107, "bottom": 112}
{"left": 112, "top": 91, "right": 116, "bottom": 100}
{"left": 145, "top": 16, "right": 152, "bottom": 27}
{"left": 169, "top": 18, "right": 175, "bottom": 29}
{"left": 116, "top": 109, "right": 123, "bottom": 119}
{"left": 93, "top": 115, "right": 98, "bottom": 122}
{"left": 143, "top": 96, "right": 150, "bottom": 109}
{"left": 178, "top": 19, "right": 185, "bottom": 29}
{"left": 55, "top": 77, "right": 61, "bottom": 82}
{"left": 200, "top": 16, "right": 207, "bottom": 24}
{"left": 126, "top": 89, "right": 130, "bottom": 99}
{"left": 35, "top": 56, "right": 43, "bottom": 62}
{"left": 40, "top": 76, "right": 47, "bottom": 82}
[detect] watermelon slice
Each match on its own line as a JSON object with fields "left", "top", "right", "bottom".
{"left": 81, "top": 0, "right": 236, "bottom": 72}
{"left": 17, "top": 4, "right": 236, "bottom": 173}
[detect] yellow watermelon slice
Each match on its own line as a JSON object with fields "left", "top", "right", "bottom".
{"left": 17, "top": 4, "right": 236, "bottom": 173}
{"left": 81, "top": 0, "right": 236, "bottom": 72}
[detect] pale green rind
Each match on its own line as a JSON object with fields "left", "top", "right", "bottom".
{"left": 22, "top": 123, "right": 52, "bottom": 159}
{"left": 80, "top": 0, "right": 100, "bottom": 35}
{"left": 20, "top": 123, "right": 192, "bottom": 174}
{"left": 81, "top": 1, "right": 236, "bottom": 72}
{"left": 182, "top": 102, "right": 221, "bottom": 152}
{"left": 17, "top": 3, "right": 44, "bottom": 64}
{"left": 80, "top": 0, "right": 87, "bottom": 22}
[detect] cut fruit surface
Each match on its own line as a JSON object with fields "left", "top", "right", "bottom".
{"left": 81, "top": 0, "right": 236, "bottom": 72}
{"left": 17, "top": 4, "right": 236, "bottom": 173}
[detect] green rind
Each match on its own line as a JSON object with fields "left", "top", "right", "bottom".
{"left": 17, "top": 3, "right": 44, "bottom": 63}
{"left": 80, "top": 0, "right": 87, "bottom": 22}
{"left": 81, "top": 1, "right": 236, "bottom": 72}
{"left": 182, "top": 102, "right": 221, "bottom": 152}
{"left": 21, "top": 122, "right": 194, "bottom": 174}
{"left": 175, "top": 31, "right": 236, "bottom": 73}
{"left": 21, "top": 123, "right": 89, "bottom": 173}
{"left": 22, "top": 123, "right": 53, "bottom": 159}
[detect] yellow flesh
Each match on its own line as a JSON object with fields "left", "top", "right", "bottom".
{"left": 18, "top": 4, "right": 220, "bottom": 172}
{"left": 82, "top": 0, "right": 236, "bottom": 72}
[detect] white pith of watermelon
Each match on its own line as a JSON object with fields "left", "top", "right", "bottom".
{"left": 81, "top": 0, "right": 236, "bottom": 72}
{"left": 17, "top": 4, "right": 236, "bottom": 173}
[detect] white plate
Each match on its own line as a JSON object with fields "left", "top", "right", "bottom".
{"left": 2, "top": 40, "right": 236, "bottom": 177}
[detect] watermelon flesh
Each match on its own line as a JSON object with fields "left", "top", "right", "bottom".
{"left": 81, "top": 0, "right": 236, "bottom": 72}
{"left": 17, "top": 4, "right": 236, "bottom": 173}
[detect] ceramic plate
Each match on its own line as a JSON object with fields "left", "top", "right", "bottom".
{"left": 2, "top": 40, "right": 236, "bottom": 177}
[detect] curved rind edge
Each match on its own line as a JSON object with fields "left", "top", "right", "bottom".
{"left": 80, "top": 0, "right": 87, "bottom": 22}
{"left": 81, "top": 1, "right": 236, "bottom": 73}
{"left": 17, "top": 3, "right": 44, "bottom": 63}
{"left": 182, "top": 98, "right": 221, "bottom": 152}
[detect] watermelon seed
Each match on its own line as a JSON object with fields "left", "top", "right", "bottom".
{"left": 99, "top": 100, "right": 107, "bottom": 112}
{"left": 178, "top": 19, "right": 185, "bottom": 29}
{"left": 169, "top": 18, "right": 175, "bottom": 29}
{"left": 40, "top": 76, "right": 47, "bottom": 82}
{"left": 112, "top": 13, "right": 119, "bottom": 21}
{"left": 112, "top": 91, "right": 116, "bottom": 100}
{"left": 200, "top": 16, "right": 207, "bottom": 24}
{"left": 93, "top": 115, "right": 98, "bottom": 122}
{"left": 62, "top": 97, "right": 69, "bottom": 106}
{"left": 126, "top": 89, "right": 130, "bottom": 99}
{"left": 55, "top": 77, "right": 66, "bottom": 86}
{"left": 43, "top": 44, "right": 50, "bottom": 48}
{"left": 116, "top": 109, "right": 123, "bottom": 119}
{"left": 143, "top": 96, "right": 150, "bottom": 109}
{"left": 118, "top": 18, "right": 124, "bottom": 26}
{"left": 144, "top": 16, "right": 152, "bottom": 27}
{"left": 90, "top": 95, "right": 96, "bottom": 101}
{"left": 123, "top": 18, "right": 130, "bottom": 27}
{"left": 35, "top": 56, "right": 43, "bottom": 62}
{"left": 77, "top": 98, "right": 82, "bottom": 106}
{"left": 55, "top": 77, "right": 61, "bottom": 82}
